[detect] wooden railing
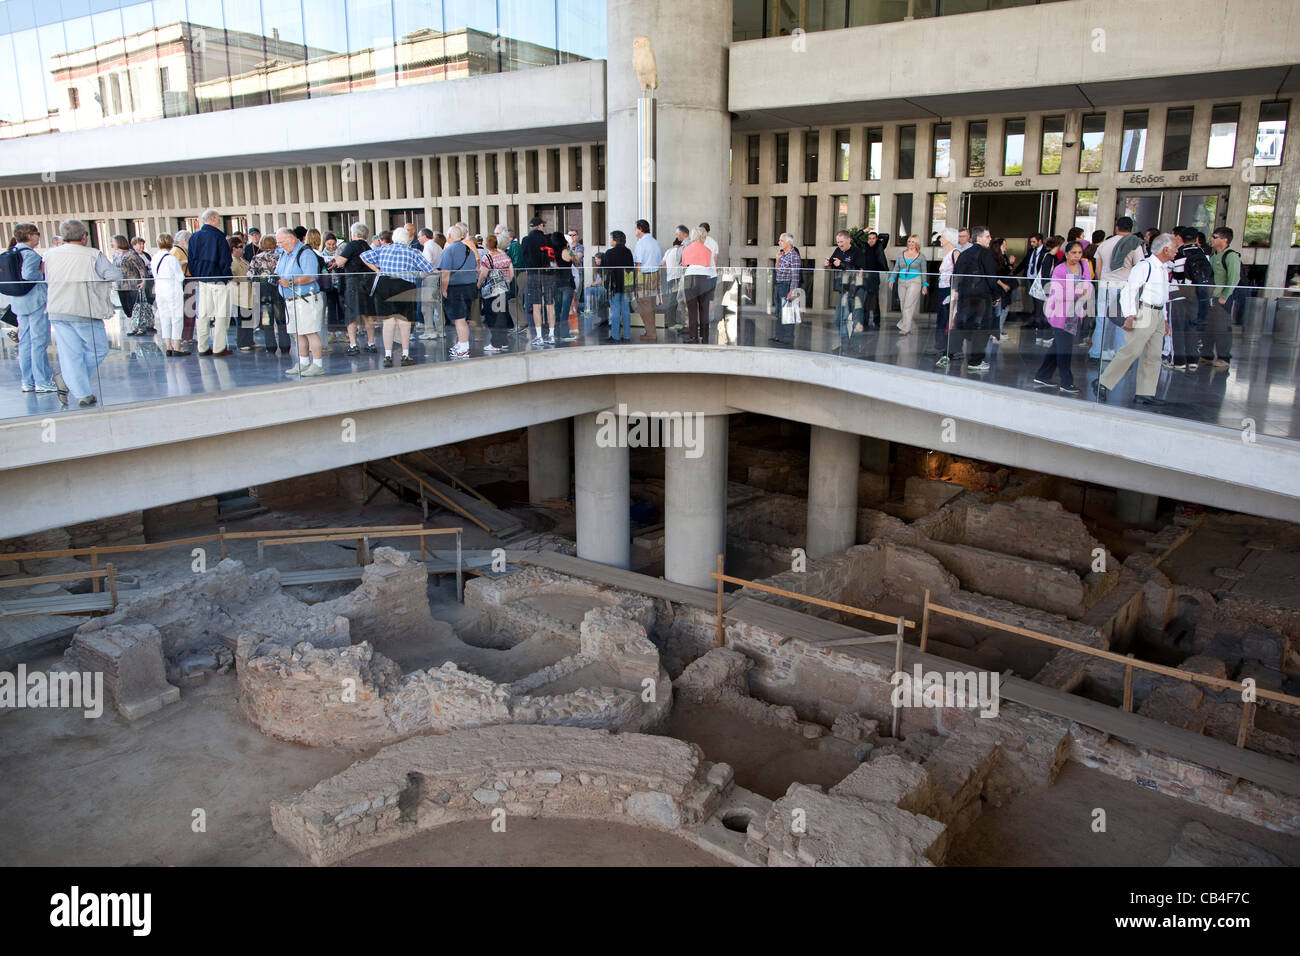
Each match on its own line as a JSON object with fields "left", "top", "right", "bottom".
{"left": 258, "top": 526, "right": 464, "bottom": 600}
{"left": 711, "top": 554, "right": 911, "bottom": 738}
{"left": 919, "top": 588, "right": 1300, "bottom": 749}
{"left": 0, "top": 564, "right": 117, "bottom": 618}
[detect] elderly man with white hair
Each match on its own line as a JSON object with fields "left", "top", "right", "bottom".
{"left": 43, "top": 219, "right": 124, "bottom": 407}
{"left": 186, "top": 208, "right": 234, "bottom": 355}
{"left": 361, "top": 226, "right": 435, "bottom": 366}
{"left": 274, "top": 227, "right": 327, "bottom": 377}
{"left": 1094, "top": 232, "right": 1178, "bottom": 405}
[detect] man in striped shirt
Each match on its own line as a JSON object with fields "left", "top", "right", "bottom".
{"left": 361, "top": 228, "right": 434, "bottom": 366}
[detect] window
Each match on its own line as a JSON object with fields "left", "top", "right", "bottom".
{"left": 1040, "top": 116, "right": 1064, "bottom": 175}
{"left": 1120, "top": 111, "right": 1147, "bottom": 172}
{"left": 1162, "top": 107, "right": 1194, "bottom": 170}
{"left": 929, "top": 193, "right": 948, "bottom": 243}
{"left": 932, "top": 123, "right": 951, "bottom": 179}
{"left": 68, "top": 88, "right": 80, "bottom": 110}
{"left": 834, "top": 129, "right": 850, "bottom": 181}
{"left": 1207, "top": 105, "right": 1239, "bottom": 168}
{"left": 570, "top": 148, "right": 582, "bottom": 191}
{"left": 746, "top": 135, "right": 760, "bottom": 184}
{"left": 966, "top": 121, "right": 987, "bottom": 177}
{"left": 1255, "top": 101, "right": 1288, "bottom": 166}
{"left": 1003, "top": 118, "right": 1025, "bottom": 176}
{"left": 468, "top": 155, "right": 480, "bottom": 195}
{"left": 525, "top": 150, "right": 539, "bottom": 193}
{"left": 1074, "top": 189, "right": 1098, "bottom": 236}
{"left": 109, "top": 75, "right": 122, "bottom": 115}
{"left": 745, "top": 196, "right": 759, "bottom": 245}
{"left": 804, "top": 131, "right": 819, "bottom": 182}
{"left": 595, "top": 145, "right": 605, "bottom": 190}
{"left": 802, "top": 196, "right": 818, "bottom": 245}
{"left": 1244, "top": 185, "right": 1276, "bottom": 247}
{"left": 159, "top": 66, "right": 171, "bottom": 92}
{"left": 773, "top": 196, "right": 787, "bottom": 244}
{"left": 450, "top": 157, "right": 462, "bottom": 196}
{"left": 774, "top": 133, "right": 789, "bottom": 184}
{"left": 831, "top": 194, "right": 849, "bottom": 239}
{"left": 897, "top": 125, "right": 916, "bottom": 179}
{"left": 862, "top": 195, "right": 879, "bottom": 231}
{"left": 895, "top": 193, "right": 912, "bottom": 244}
{"left": 547, "top": 149, "right": 560, "bottom": 192}
{"left": 865, "top": 127, "right": 883, "bottom": 180}
{"left": 1293, "top": 194, "right": 1300, "bottom": 247}
{"left": 1079, "top": 114, "right": 1105, "bottom": 173}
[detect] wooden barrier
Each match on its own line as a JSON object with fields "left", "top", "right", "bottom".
{"left": 0, "top": 564, "right": 117, "bottom": 619}
{"left": 920, "top": 592, "right": 1300, "bottom": 748}
{"left": 258, "top": 527, "right": 464, "bottom": 601}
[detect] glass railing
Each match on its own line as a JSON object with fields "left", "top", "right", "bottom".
{"left": 0, "top": 1, "right": 606, "bottom": 141}
{"left": 3, "top": 265, "right": 1298, "bottom": 442}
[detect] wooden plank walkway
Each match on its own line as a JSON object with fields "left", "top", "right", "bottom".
{"left": 508, "top": 550, "right": 739, "bottom": 612}
{"left": 0, "top": 592, "right": 116, "bottom": 620}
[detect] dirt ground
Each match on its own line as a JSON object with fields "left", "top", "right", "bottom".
{"left": 660, "top": 699, "right": 862, "bottom": 800}
{"left": 344, "top": 819, "right": 726, "bottom": 866}
{"left": 946, "top": 760, "right": 1300, "bottom": 866}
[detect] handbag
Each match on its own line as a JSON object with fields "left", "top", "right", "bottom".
{"left": 480, "top": 255, "right": 508, "bottom": 301}
{"left": 780, "top": 291, "right": 803, "bottom": 325}
{"left": 1029, "top": 276, "right": 1047, "bottom": 301}
{"left": 129, "top": 297, "right": 155, "bottom": 333}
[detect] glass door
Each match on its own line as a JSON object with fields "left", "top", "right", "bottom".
{"left": 1176, "top": 190, "right": 1228, "bottom": 235}
{"left": 1117, "top": 191, "right": 1164, "bottom": 234}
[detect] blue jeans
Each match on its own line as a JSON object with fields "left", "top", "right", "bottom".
{"left": 554, "top": 287, "right": 574, "bottom": 336}
{"left": 609, "top": 292, "right": 631, "bottom": 340}
{"left": 17, "top": 310, "right": 54, "bottom": 387}
{"left": 774, "top": 280, "right": 793, "bottom": 343}
{"left": 50, "top": 319, "right": 109, "bottom": 400}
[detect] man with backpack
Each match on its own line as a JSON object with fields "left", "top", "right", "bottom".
{"left": 1166, "top": 225, "right": 1213, "bottom": 372}
{"left": 1200, "top": 227, "right": 1241, "bottom": 368}
{"left": 1, "top": 223, "right": 58, "bottom": 395}
{"left": 951, "top": 226, "right": 1001, "bottom": 373}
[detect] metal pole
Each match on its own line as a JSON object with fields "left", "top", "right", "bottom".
{"left": 637, "top": 91, "right": 656, "bottom": 228}
{"left": 891, "top": 617, "right": 905, "bottom": 740}
{"left": 715, "top": 553, "right": 725, "bottom": 647}
{"left": 455, "top": 530, "right": 463, "bottom": 602}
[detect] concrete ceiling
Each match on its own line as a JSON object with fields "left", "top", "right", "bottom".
{"left": 731, "top": 66, "right": 1300, "bottom": 130}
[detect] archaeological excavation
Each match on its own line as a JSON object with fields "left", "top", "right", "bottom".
{"left": 2, "top": 414, "right": 1298, "bottom": 868}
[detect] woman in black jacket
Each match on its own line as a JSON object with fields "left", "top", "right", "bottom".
{"left": 1033, "top": 236, "right": 1063, "bottom": 346}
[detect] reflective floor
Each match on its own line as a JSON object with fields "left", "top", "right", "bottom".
{"left": 2, "top": 309, "right": 1297, "bottom": 441}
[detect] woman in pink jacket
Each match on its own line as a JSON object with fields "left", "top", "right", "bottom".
{"left": 1031, "top": 240, "right": 1093, "bottom": 394}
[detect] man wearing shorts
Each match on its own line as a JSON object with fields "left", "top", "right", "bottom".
{"left": 438, "top": 223, "right": 480, "bottom": 359}
{"left": 520, "top": 215, "right": 557, "bottom": 345}
{"left": 362, "top": 226, "right": 435, "bottom": 367}
{"left": 275, "top": 227, "right": 326, "bottom": 377}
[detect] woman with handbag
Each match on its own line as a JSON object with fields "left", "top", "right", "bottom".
{"left": 478, "top": 235, "right": 514, "bottom": 353}
{"left": 1032, "top": 240, "right": 1093, "bottom": 394}
{"left": 112, "top": 235, "right": 153, "bottom": 336}
{"left": 150, "top": 234, "right": 189, "bottom": 356}
{"left": 229, "top": 237, "right": 257, "bottom": 351}
{"left": 248, "top": 235, "right": 289, "bottom": 354}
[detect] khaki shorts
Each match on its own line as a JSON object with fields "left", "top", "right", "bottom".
{"left": 284, "top": 292, "right": 325, "bottom": 336}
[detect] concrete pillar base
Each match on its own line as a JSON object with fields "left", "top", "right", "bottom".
{"left": 664, "top": 414, "right": 729, "bottom": 589}
{"left": 1116, "top": 489, "right": 1159, "bottom": 526}
{"left": 528, "top": 420, "right": 571, "bottom": 504}
{"left": 575, "top": 412, "right": 630, "bottom": 569}
{"left": 808, "top": 426, "right": 860, "bottom": 559}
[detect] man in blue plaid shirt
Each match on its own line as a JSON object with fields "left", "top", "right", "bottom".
{"left": 361, "top": 228, "right": 435, "bottom": 367}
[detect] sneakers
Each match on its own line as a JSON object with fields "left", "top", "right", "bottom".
{"left": 364, "top": 343, "right": 377, "bottom": 353}
{"left": 967, "top": 361, "right": 990, "bottom": 372}
{"left": 383, "top": 355, "right": 393, "bottom": 368}
{"left": 449, "top": 343, "right": 470, "bottom": 359}
{"left": 400, "top": 354, "right": 414, "bottom": 366}
{"left": 35, "top": 382, "right": 60, "bottom": 393}
{"left": 1059, "top": 384, "right": 1080, "bottom": 394}
{"left": 79, "top": 395, "right": 97, "bottom": 407}
{"left": 484, "top": 344, "right": 509, "bottom": 354}
{"left": 20, "top": 384, "right": 34, "bottom": 393}
{"left": 345, "top": 344, "right": 360, "bottom": 356}
{"left": 300, "top": 364, "right": 325, "bottom": 377}
{"left": 285, "top": 364, "right": 304, "bottom": 376}
{"left": 935, "top": 355, "right": 950, "bottom": 367}
{"left": 531, "top": 336, "right": 545, "bottom": 348}
{"left": 1031, "top": 378, "right": 1054, "bottom": 388}
{"left": 1090, "top": 380, "right": 1109, "bottom": 400}
{"left": 544, "top": 331, "right": 556, "bottom": 345}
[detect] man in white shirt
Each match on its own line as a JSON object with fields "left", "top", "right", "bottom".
{"left": 661, "top": 225, "right": 688, "bottom": 332}
{"left": 1094, "top": 233, "right": 1177, "bottom": 405}
{"left": 632, "top": 219, "right": 662, "bottom": 342}
{"left": 1091, "top": 217, "right": 1145, "bottom": 359}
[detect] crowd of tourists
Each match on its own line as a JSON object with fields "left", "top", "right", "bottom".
{"left": 0, "top": 206, "right": 1244, "bottom": 409}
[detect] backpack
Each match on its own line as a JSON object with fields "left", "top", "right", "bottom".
{"left": 0, "top": 247, "right": 36, "bottom": 297}
{"left": 1223, "top": 248, "right": 1249, "bottom": 317}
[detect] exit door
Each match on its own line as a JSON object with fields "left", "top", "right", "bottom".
{"left": 959, "top": 190, "right": 1057, "bottom": 262}
{"left": 1116, "top": 189, "right": 1228, "bottom": 236}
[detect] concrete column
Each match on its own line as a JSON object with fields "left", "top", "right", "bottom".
{"left": 807, "top": 426, "right": 860, "bottom": 559}
{"left": 527, "top": 420, "right": 570, "bottom": 504}
{"left": 574, "top": 412, "right": 630, "bottom": 569}
{"left": 860, "top": 437, "right": 890, "bottom": 475}
{"left": 606, "top": 0, "right": 732, "bottom": 250}
{"left": 664, "top": 414, "right": 729, "bottom": 589}
{"left": 1116, "top": 489, "right": 1159, "bottom": 526}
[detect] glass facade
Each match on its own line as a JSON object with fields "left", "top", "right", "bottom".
{"left": 0, "top": 0, "right": 605, "bottom": 139}
{"left": 731, "top": 0, "right": 1067, "bottom": 38}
